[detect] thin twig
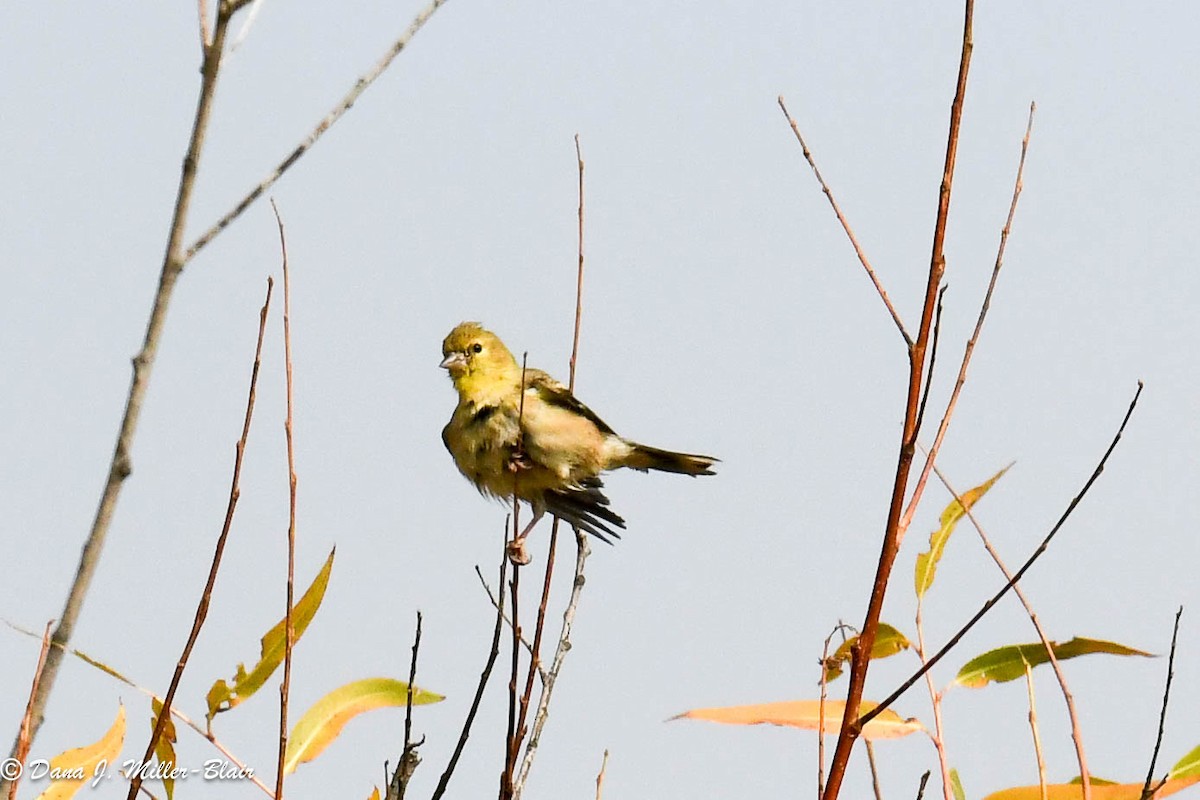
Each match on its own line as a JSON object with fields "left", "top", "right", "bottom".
{"left": 926, "top": 450, "right": 1091, "bottom": 797}
{"left": 569, "top": 134, "right": 586, "bottom": 389}
{"left": 514, "top": 533, "right": 557, "bottom": 759}
{"left": 1141, "top": 608, "right": 1184, "bottom": 800}
{"left": 915, "top": 286, "right": 948, "bottom": 441}
{"left": 822, "top": 4, "right": 975, "bottom": 796}
{"left": 431, "top": 537, "right": 509, "bottom": 800}
{"left": 595, "top": 750, "right": 609, "bottom": 800}
{"left": 512, "top": 134, "right": 591, "bottom": 798}
{"left": 196, "top": 0, "right": 212, "bottom": 49}
{"left": 230, "top": 0, "right": 267, "bottom": 52}
{"left": 861, "top": 381, "right": 1144, "bottom": 725}
{"left": 916, "top": 771, "right": 931, "bottom": 800}
{"left": 1, "top": 7, "right": 239, "bottom": 782}
{"left": 898, "top": 102, "right": 1036, "bottom": 543}
{"left": 387, "top": 612, "right": 424, "bottom": 800}
{"left": 914, "top": 597, "right": 953, "bottom": 800}
{"left": 184, "top": 0, "right": 450, "bottom": 263}
{"left": 128, "top": 276, "right": 274, "bottom": 800}
{"left": 502, "top": 354, "right": 531, "bottom": 799}
{"left": 474, "top": 566, "right": 542, "bottom": 668}
{"left": 514, "top": 530, "right": 592, "bottom": 789}
{"left": 7, "top": 621, "right": 53, "bottom": 800}
{"left": 817, "top": 622, "right": 856, "bottom": 798}
{"left": 1025, "top": 662, "right": 1048, "bottom": 800}
{"left": 274, "top": 199, "right": 298, "bottom": 800}
{"left": 864, "top": 741, "right": 883, "bottom": 800}
{"left": 777, "top": 96, "right": 912, "bottom": 346}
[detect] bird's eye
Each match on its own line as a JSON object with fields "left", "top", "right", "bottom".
{"left": 471, "top": 343, "right": 483, "bottom": 354}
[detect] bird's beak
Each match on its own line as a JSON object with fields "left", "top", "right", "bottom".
{"left": 439, "top": 352, "right": 466, "bottom": 370}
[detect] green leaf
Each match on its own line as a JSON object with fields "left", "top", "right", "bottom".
{"left": 284, "top": 678, "right": 444, "bottom": 774}
{"left": 823, "top": 624, "right": 911, "bottom": 682}
{"left": 206, "top": 547, "right": 336, "bottom": 722}
{"left": 950, "top": 768, "right": 966, "bottom": 800}
{"left": 1170, "top": 744, "right": 1200, "bottom": 780}
{"left": 956, "top": 637, "right": 1153, "bottom": 688}
{"left": 915, "top": 465, "right": 1011, "bottom": 599}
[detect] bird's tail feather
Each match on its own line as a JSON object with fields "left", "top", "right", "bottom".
{"left": 623, "top": 443, "right": 718, "bottom": 476}
{"left": 544, "top": 479, "right": 626, "bottom": 544}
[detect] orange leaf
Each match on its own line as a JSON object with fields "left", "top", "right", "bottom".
{"left": 982, "top": 774, "right": 1200, "bottom": 800}
{"left": 670, "top": 699, "right": 924, "bottom": 741}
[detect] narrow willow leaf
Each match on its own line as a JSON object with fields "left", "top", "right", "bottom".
{"left": 956, "top": 637, "right": 1153, "bottom": 688}
{"left": 914, "top": 464, "right": 1011, "bottom": 598}
{"left": 982, "top": 774, "right": 1200, "bottom": 800}
{"left": 950, "top": 769, "right": 966, "bottom": 800}
{"left": 34, "top": 705, "right": 126, "bottom": 800}
{"left": 284, "top": 678, "right": 444, "bottom": 774}
{"left": 669, "top": 699, "right": 924, "bottom": 741}
{"left": 823, "top": 623, "right": 912, "bottom": 682}
{"left": 150, "top": 698, "right": 178, "bottom": 800}
{"left": 207, "top": 546, "right": 336, "bottom": 722}
{"left": 1170, "top": 744, "right": 1200, "bottom": 780}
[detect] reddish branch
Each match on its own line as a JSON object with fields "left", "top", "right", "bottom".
{"left": 821, "top": 3, "right": 975, "bottom": 797}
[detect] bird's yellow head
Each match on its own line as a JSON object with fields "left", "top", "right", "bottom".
{"left": 440, "top": 322, "right": 520, "bottom": 393}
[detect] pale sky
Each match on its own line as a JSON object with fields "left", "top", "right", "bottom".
{"left": 2, "top": 2, "right": 1198, "bottom": 799}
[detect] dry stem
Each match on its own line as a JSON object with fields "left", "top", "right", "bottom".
{"left": 777, "top": 97, "right": 911, "bottom": 345}
{"left": 511, "top": 134, "right": 590, "bottom": 799}
{"left": 431, "top": 538, "right": 509, "bottom": 800}
{"left": 184, "top": 0, "right": 450, "bottom": 263}
{"left": 273, "top": 200, "right": 298, "bottom": 800}
{"left": 1, "top": 7, "right": 237, "bottom": 781}
{"left": 822, "top": 3, "right": 975, "bottom": 795}
{"left": 1025, "top": 662, "right": 1048, "bottom": 800}
{"left": 1141, "top": 608, "right": 1184, "bottom": 800}
{"left": 128, "top": 276, "right": 274, "bottom": 800}
{"left": 7, "top": 621, "right": 53, "bottom": 800}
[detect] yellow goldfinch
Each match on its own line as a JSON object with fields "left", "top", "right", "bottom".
{"left": 440, "top": 322, "right": 717, "bottom": 552}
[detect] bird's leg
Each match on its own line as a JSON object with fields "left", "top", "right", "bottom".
{"left": 506, "top": 508, "right": 543, "bottom": 566}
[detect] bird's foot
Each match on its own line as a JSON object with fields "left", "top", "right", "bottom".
{"left": 507, "top": 451, "right": 534, "bottom": 473}
{"left": 506, "top": 536, "right": 532, "bottom": 566}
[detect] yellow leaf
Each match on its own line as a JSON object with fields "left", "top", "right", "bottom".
{"left": 34, "top": 705, "right": 126, "bottom": 800}
{"left": 367, "top": 789, "right": 381, "bottom": 800}
{"left": 823, "top": 623, "right": 911, "bottom": 682}
{"left": 982, "top": 774, "right": 1200, "bottom": 800}
{"left": 915, "top": 464, "right": 1011, "bottom": 598}
{"left": 150, "top": 698, "right": 178, "bottom": 800}
{"left": 207, "top": 547, "right": 336, "bottom": 722}
{"left": 670, "top": 699, "right": 924, "bottom": 741}
{"left": 284, "top": 678, "right": 444, "bottom": 774}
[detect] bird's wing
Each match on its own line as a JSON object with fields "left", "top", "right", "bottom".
{"left": 522, "top": 369, "right": 616, "bottom": 436}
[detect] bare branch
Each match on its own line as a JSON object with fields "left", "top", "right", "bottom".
{"left": 1141, "top": 608, "right": 1184, "bottom": 800}
{"left": 898, "top": 101, "right": 1036, "bottom": 541}
{"left": 128, "top": 276, "right": 275, "bottom": 800}
{"left": 431, "top": 539, "right": 509, "bottom": 800}
{"left": 184, "top": 0, "right": 450, "bottom": 263}
{"left": 273, "top": 199, "right": 298, "bottom": 800}
{"left": 1, "top": 7, "right": 240, "bottom": 779}
{"left": 822, "top": 3, "right": 976, "bottom": 795}
{"left": 777, "top": 96, "right": 911, "bottom": 346}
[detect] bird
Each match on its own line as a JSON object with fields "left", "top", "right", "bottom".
{"left": 440, "top": 321, "right": 716, "bottom": 560}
